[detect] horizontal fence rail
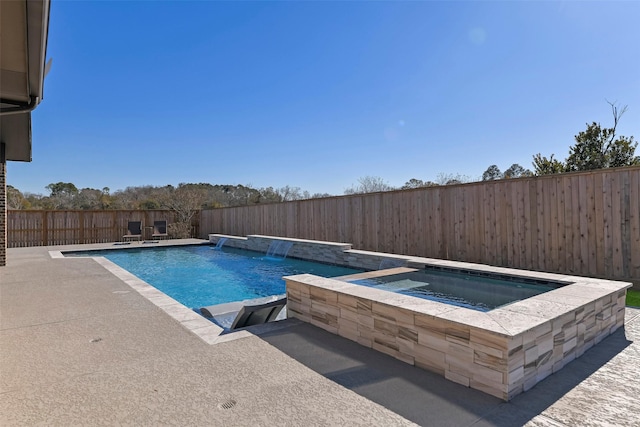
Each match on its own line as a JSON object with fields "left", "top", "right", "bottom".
{"left": 200, "top": 166, "right": 640, "bottom": 284}
{"left": 7, "top": 210, "right": 181, "bottom": 247}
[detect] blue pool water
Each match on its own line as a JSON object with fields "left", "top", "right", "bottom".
{"left": 350, "top": 269, "right": 563, "bottom": 312}
{"left": 67, "top": 245, "right": 362, "bottom": 308}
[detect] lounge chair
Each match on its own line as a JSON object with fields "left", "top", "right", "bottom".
{"left": 123, "top": 221, "right": 142, "bottom": 242}
{"left": 152, "top": 220, "right": 168, "bottom": 240}
{"left": 199, "top": 295, "right": 287, "bottom": 330}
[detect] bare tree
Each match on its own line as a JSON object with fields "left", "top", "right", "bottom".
{"left": 277, "top": 185, "right": 305, "bottom": 201}
{"left": 257, "top": 186, "right": 306, "bottom": 203}
{"left": 158, "top": 184, "right": 208, "bottom": 238}
{"left": 435, "top": 173, "right": 472, "bottom": 185}
{"left": 310, "top": 192, "right": 333, "bottom": 198}
{"left": 344, "top": 176, "right": 395, "bottom": 194}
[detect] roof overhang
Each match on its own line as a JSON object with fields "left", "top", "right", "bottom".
{"left": 0, "top": 0, "right": 51, "bottom": 162}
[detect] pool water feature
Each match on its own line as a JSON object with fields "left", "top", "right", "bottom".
{"left": 350, "top": 268, "right": 563, "bottom": 312}
{"left": 213, "top": 237, "right": 228, "bottom": 249}
{"left": 67, "top": 245, "right": 362, "bottom": 309}
{"left": 265, "top": 240, "right": 294, "bottom": 259}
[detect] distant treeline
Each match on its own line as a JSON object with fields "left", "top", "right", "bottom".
{"left": 6, "top": 182, "right": 333, "bottom": 211}
{"left": 5, "top": 170, "right": 522, "bottom": 211}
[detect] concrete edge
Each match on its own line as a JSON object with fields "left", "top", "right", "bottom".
{"left": 58, "top": 253, "right": 267, "bottom": 346}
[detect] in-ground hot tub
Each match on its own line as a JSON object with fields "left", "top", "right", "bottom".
{"left": 285, "top": 260, "right": 631, "bottom": 401}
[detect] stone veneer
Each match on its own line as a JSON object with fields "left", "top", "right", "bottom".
{"left": 285, "top": 270, "right": 630, "bottom": 401}
{"left": 209, "top": 234, "right": 411, "bottom": 270}
{"left": 209, "top": 233, "right": 631, "bottom": 400}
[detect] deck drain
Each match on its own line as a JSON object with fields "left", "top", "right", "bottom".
{"left": 218, "top": 399, "right": 237, "bottom": 410}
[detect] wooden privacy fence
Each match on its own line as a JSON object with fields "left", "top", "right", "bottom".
{"left": 7, "top": 210, "right": 180, "bottom": 247}
{"left": 200, "top": 166, "right": 640, "bottom": 284}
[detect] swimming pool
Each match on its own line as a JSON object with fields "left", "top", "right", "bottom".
{"left": 59, "top": 234, "right": 631, "bottom": 399}
{"left": 349, "top": 268, "right": 563, "bottom": 312}
{"left": 67, "top": 245, "right": 362, "bottom": 308}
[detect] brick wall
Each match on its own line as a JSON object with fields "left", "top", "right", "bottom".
{"left": 1, "top": 143, "right": 6, "bottom": 266}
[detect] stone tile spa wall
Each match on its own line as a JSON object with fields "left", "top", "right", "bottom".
{"left": 284, "top": 273, "right": 630, "bottom": 401}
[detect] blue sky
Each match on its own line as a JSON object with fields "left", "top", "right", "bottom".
{"left": 8, "top": 0, "right": 640, "bottom": 196}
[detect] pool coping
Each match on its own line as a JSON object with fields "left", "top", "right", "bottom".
{"left": 325, "top": 260, "right": 629, "bottom": 337}
{"left": 50, "top": 239, "right": 292, "bottom": 345}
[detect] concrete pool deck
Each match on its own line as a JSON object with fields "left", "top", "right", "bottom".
{"left": 1, "top": 240, "right": 639, "bottom": 426}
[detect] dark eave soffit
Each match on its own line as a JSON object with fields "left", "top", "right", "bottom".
{"left": 0, "top": 0, "right": 51, "bottom": 162}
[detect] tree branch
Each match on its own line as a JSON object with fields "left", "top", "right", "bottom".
{"left": 604, "top": 99, "right": 628, "bottom": 153}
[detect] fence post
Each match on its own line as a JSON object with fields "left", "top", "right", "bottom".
{"left": 144, "top": 211, "right": 150, "bottom": 236}
{"left": 112, "top": 211, "right": 117, "bottom": 242}
{"left": 42, "top": 211, "right": 48, "bottom": 246}
{"left": 79, "top": 211, "right": 85, "bottom": 244}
